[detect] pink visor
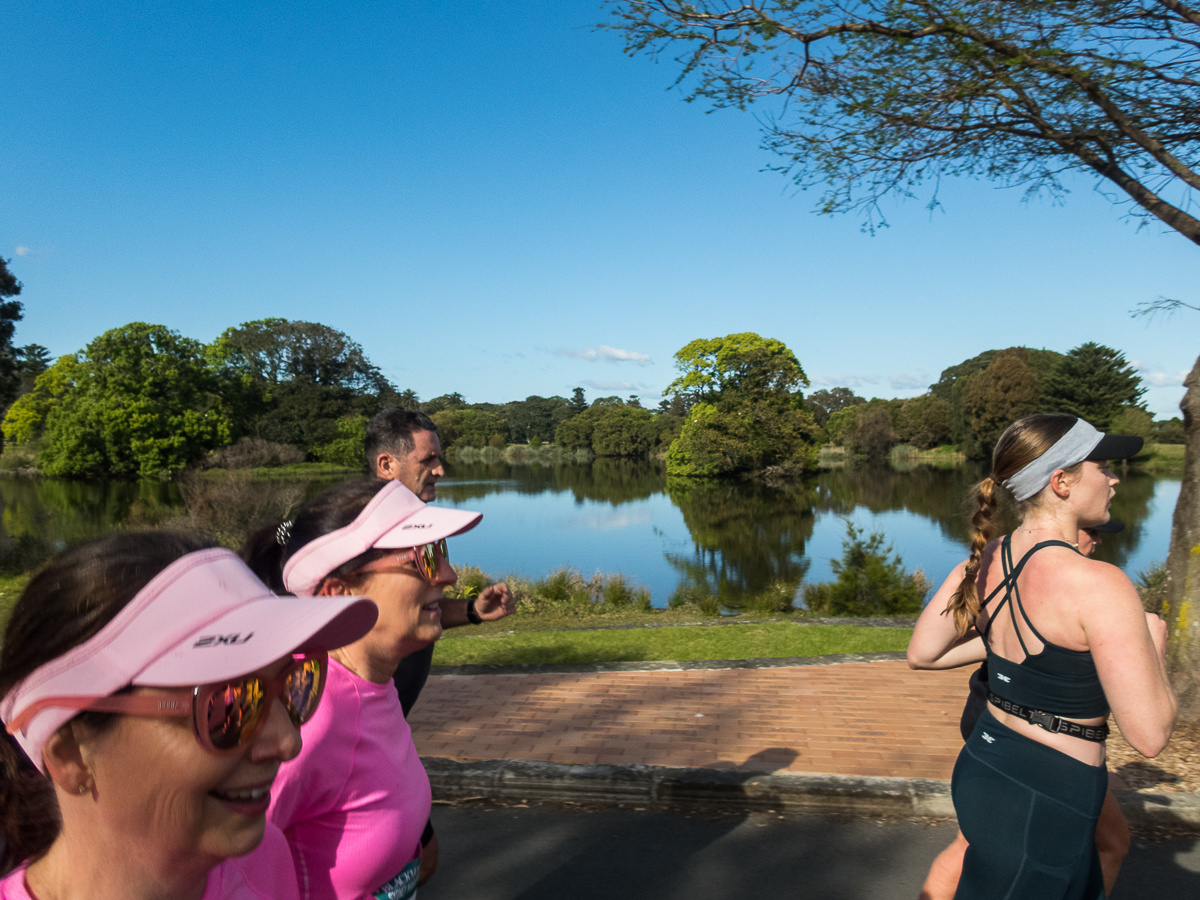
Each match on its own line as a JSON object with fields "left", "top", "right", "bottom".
{"left": 0, "top": 548, "right": 378, "bottom": 772}
{"left": 281, "top": 480, "right": 482, "bottom": 596}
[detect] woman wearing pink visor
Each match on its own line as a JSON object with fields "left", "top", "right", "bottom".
{"left": 242, "top": 479, "right": 481, "bottom": 900}
{"left": 0, "top": 531, "right": 378, "bottom": 900}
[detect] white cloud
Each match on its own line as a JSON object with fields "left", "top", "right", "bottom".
{"left": 1142, "top": 370, "right": 1189, "bottom": 387}
{"left": 582, "top": 379, "right": 640, "bottom": 391}
{"left": 889, "top": 373, "right": 930, "bottom": 391}
{"left": 558, "top": 345, "right": 652, "bottom": 366}
{"left": 14, "top": 246, "right": 30, "bottom": 256}
{"left": 810, "top": 374, "right": 880, "bottom": 389}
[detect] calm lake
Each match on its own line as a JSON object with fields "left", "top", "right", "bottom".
{"left": 0, "top": 459, "right": 1179, "bottom": 607}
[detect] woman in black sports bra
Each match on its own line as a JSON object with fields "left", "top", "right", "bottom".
{"left": 907, "top": 413, "right": 1174, "bottom": 900}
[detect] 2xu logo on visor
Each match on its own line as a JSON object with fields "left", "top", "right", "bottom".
{"left": 194, "top": 632, "right": 254, "bottom": 648}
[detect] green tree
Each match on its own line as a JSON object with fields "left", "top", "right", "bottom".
{"left": 805, "top": 387, "right": 865, "bottom": 427}
{"left": 1, "top": 355, "right": 81, "bottom": 446}
{"left": 591, "top": 406, "right": 659, "bottom": 457}
{"left": 606, "top": 1, "right": 1200, "bottom": 245}
{"left": 962, "top": 350, "right": 1040, "bottom": 454}
{"left": 430, "top": 408, "right": 507, "bottom": 449}
{"left": 1111, "top": 406, "right": 1156, "bottom": 443}
{"left": 312, "top": 415, "right": 369, "bottom": 469}
{"left": 666, "top": 394, "right": 819, "bottom": 476}
{"left": 894, "top": 395, "right": 953, "bottom": 449}
{"left": 1041, "top": 343, "right": 1146, "bottom": 430}
{"left": 394, "top": 388, "right": 421, "bottom": 411}
{"left": 803, "top": 522, "right": 928, "bottom": 616}
{"left": 210, "top": 319, "right": 391, "bottom": 393}
{"left": 1155, "top": 418, "right": 1186, "bottom": 444}
{"left": 504, "top": 395, "right": 573, "bottom": 443}
{"left": 14, "top": 344, "right": 51, "bottom": 397}
{"left": 0, "top": 257, "right": 24, "bottom": 414}
{"left": 38, "top": 323, "right": 233, "bottom": 477}
{"left": 251, "top": 381, "right": 382, "bottom": 455}
{"left": 664, "top": 333, "right": 818, "bottom": 476}
{"left": 666, "top": 333, "right": 807, "bottom": 405}
{"left": 555, "top": 405, "right": 603, "bottom": 451}
{"left": 824, "top": 404, "right": 863, "bottom": 447}
{"left": 424, "top": 392, "right": 467, "bottom": 415}
{"left": 844, "top": 406, "right": 898, "bottom": 461}
{"left": 931, "top": 347, "right": 1063, "bottom": 445}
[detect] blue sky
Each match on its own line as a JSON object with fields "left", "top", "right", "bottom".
{"left": 4, "top": 2, "right": 1196, "bottom": 418}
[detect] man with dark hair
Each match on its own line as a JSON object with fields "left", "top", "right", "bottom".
{"left": 364, "top": 409, "right": 445, "bottom": 501}
{"left": 366, "top": 407, "right": 515, "bottom": 887}
{"left": 365, "top": 407, "right": 515, "bottom": 709}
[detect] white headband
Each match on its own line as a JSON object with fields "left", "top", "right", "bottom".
{"left": 1000, "top": 419, "right": 1102, "bottom": 502}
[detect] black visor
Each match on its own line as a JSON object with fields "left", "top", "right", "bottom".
{"left": 1085, "top": 433, "right": 1143, "bottom": 461}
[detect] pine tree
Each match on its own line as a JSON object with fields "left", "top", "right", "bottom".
{"left": 1041, "top": 343, "right": 1146, "bottom": 431}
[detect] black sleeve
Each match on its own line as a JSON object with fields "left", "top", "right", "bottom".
{"left": 393, "top": 643, "right": 436, "bottom": 718}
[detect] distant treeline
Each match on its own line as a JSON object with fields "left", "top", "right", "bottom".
{"left": 813, "top": 344, "right": 1182, "bottom": 462}
{"left": 0, "top": 315, "right": 1179, "bottom": 479}
{"left": 0, "top": 318, "right": 687, "bottom": 477}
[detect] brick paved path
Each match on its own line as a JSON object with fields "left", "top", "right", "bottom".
{"left": 408, "top": 660, "right": 971, "bottom": 780}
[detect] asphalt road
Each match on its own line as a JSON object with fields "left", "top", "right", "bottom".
{"left": 419, "top": 803, "right": 1200, "bottom": 900}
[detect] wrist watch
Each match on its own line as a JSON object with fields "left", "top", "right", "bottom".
{"left": 466, "top": 596, "right": 483, "bottom": 625}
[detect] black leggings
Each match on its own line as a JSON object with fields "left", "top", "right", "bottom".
{"left": 952, "top": 708, "right": 1108, "bottom": 900}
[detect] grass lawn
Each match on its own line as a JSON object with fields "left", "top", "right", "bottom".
{"left": 431, "top": 622, "right": 913, "bottom": 666}
{"left": 1134, "top": 443, "right": 1184, "bottom": 476}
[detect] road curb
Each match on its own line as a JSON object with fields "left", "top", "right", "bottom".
{"left": 422, "top": 756, "right": 955, "bottom": 817}
{"left": 422, "top": 757, "right": 1200, "bottom": 830}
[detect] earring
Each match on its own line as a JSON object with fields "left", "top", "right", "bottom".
{"left": 78, "top": 783, "right": 88, "bottom": 794}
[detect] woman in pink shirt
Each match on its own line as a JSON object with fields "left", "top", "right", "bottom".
{"left": 244, "top": 479, "right": 482, "bottom": 900}
{"left": 0, "top": 530, "right": 378, "bottom": 900}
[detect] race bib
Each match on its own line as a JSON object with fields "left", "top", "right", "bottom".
{"left": 374, "top": 859, "right": 422, "bottom": 900}
{"left": 373, "top": 857, "right": 420, "bottom": 900}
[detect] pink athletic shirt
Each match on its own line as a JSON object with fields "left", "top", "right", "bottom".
{"left": 267, "top": 658, "right": 431, "bottom": 900}
{"left": 0, "top": 822, "right": 299, "bottom": 900}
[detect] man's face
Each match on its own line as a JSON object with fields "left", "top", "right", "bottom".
{"left": 386, "top": 429, "right": 444, "bottom": 501}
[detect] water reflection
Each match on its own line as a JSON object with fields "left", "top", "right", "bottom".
{"left": 0, "top": 478, "right": 183, "bottom": 573}
{"left": 441, "top": 458, "right": 665, "bottom": 505}
{"left": 0, "top": 458, "right": 1178, "bottom": 603}
{"left": 665, "top": 477, "right": 815, "bottom": 601}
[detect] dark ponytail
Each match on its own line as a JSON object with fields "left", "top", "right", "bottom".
{"left": 0, "top": 530, "right": 216, "bottom": 872}
{"left": 242, "top": 479, "right": 389, "bottom": 593}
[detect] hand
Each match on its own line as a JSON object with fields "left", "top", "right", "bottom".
{"left": 474, "top": 582, "right": 515, "bottom": 621}
{"left": 1145, "top": 611, "right": 1169, "bottom": 659}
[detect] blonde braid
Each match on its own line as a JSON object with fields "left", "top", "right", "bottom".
{"left": 944, "top": 476, "right": 999, "bottom": 636}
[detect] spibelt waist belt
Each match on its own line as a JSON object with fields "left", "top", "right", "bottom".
{"left": 987, "top": 689, "right": 1109, "bottom": 743}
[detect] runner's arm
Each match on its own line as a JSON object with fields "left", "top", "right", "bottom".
{"left": 908, "top": 562, "right": 988, "bottom": 670}
{"left": 1082, "top": 563, "right": 1175, "bottom": 757}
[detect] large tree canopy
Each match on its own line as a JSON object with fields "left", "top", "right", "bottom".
{"left": 664, "top": 333, "right": 819, "bottom": 476}
{"left": 665, "top": 332, "right": 808, "bottom": 406}
{"left": 605, "top": 1, "right": 1200, "bottom": 243}
{"left": 37, "top": 323, "right": 233, "bottom": 477}
{"left": 210, "top": 318, "right": 392, "bottom": 394}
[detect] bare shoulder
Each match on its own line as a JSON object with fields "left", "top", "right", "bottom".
{"left": 1052, "top": 555, "right": 1142, "bottom": 620}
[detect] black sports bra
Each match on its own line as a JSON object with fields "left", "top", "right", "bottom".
{"left": 980, "top": 535, "right": 1109, "bottom": 719}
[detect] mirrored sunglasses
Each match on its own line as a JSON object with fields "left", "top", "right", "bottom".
{"left": 355, "top": 539, "right": 449, "bottom": 583}
{"left": 7, "top": 651, "right": 328, "bottom": 753}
